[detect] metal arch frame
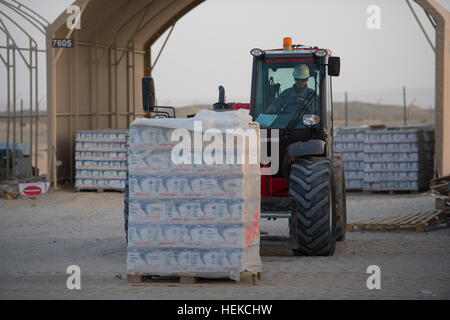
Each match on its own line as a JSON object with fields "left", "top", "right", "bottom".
{"left": 406, "top": 0, "right": 436, "bottom": 52}
{"left": 142, "top": 0, "right": 204, "bottom": 76}
{"left": 0, "top": 0, "right": 47, "bottom": 179}
{"left": 0, "top": 0, "right": 47, "bottom": 34}
{"left": 5, "top": 0, "right": 49, "bottom": 27}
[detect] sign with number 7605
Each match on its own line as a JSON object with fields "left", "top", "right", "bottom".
{"left": 52, "top": 39, "right": 74, "bottom": 48}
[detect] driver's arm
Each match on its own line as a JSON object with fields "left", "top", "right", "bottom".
{"left": 264, "top": 90, "right": 288, "bottom": 113}
{"left": 305, "top": 93, "right": 320, "bottom": 114}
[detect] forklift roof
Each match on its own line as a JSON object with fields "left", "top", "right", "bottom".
{"left": 263, "top": 48, "right": 332, "bottom": 57}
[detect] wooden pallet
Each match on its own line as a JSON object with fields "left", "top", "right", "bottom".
{"left": 435, "top": 197, "right": 450, "bottom": 211}
{"left": 0, "top": 190, "right": 21, "bottom": 199}
{"left": 431, "top": 175, "right": 450, "bottom": 187}
{"left": 345, "top": 188, "right": 363, "bottom": 192}
{"left": 347, "top": 210, "right": 449, "bottom": 233}
{"left": 74, "top": 187, "right": 124, "bottom": 193}
{"left": 430, "top": 175, "right": 450, "bottom": 199}
{"left": 127, "top": 271, "right": 262, "bottom": 286}
{"left": 363, "top": 189, "right": 421, "bottom": 195}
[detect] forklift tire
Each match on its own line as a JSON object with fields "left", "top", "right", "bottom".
{"left": 124, "top": 183, "right": 129, "bottom": 244}
{"left": 333, "top": 154, "right": 347, "bottom": 242}
{"left": 288, "top": 158, "right": 337, "bottom": 256}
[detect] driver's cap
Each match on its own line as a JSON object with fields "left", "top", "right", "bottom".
{"left": 293, "top": 64, "right": 310, "bottom": 80}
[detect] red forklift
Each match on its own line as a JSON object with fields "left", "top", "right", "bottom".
{"left": 125, "top": 37, "right": 347, "bottom": 256}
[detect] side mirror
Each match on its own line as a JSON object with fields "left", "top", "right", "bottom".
{"left": 328, "top": 56, "right": 340, "bottom": 77}
{"left": 142, "top": 77, "right": 156, "bottom": 112}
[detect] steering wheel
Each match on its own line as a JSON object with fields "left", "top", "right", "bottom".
{"left": 280, "top": 102, "right": 303, "bottom": 114}
{"left": 264, "top": 102, "right": 299, "bottom": 114}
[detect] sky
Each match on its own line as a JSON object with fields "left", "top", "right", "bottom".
{"left": 1, "top": 0, "right": 448, "bottom": 110}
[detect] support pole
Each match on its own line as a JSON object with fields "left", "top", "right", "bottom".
{"left": 114, "top": 43, "right": 118, "bottom": 128}
{"left": 20, "top": 98, "right": 23, "bottom": 144}
{"left": 414, "top": 0, "right": 449, "bottom": 176}
{"left": 344, "top": 91, "right": 348, "bottom": 127}
{"left": 47, "top": 33, "right": 58, "bottom": 189}
{"left": 12, "top": 40, "right": 16, "bottom": 178}
{"left": 403, "top": 86, "right": 407, "bottom": 125}
{"left": 6, "top": 36, "right": 10, "bottom": 177}
{"left": 131, "top": 41, "right": 136, "bottom": 121}
{"left": 34, "top": 41, "right": 39, "bottom": 175}
{"left": 28, "top": 37, "right": 32, "bottom": 176}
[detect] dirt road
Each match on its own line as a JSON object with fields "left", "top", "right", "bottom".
{"left": 0, "top": 190, "right": 448, "bottom": 299}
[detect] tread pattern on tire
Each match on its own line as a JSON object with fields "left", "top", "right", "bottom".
{"left": 288, "top": 158, "right": 337, "bottom": 256}
{"left": 333, "top": 153, "right": 347, "bottom": 241}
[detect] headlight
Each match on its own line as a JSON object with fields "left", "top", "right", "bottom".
{"left": 303, "top": 114, "right": 320, "bottom": 126}
{"left": 314, "top": 49, "right": 327, "bottom": 57}
{"left": 250, "top": 48, "right": 265, "bottom": 57}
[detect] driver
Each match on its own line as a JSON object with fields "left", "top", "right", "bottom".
{"left": 265, "top": 64, "right": 317, "bottom": 114}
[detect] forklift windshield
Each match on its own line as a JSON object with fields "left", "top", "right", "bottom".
{"left": 253, "top": 57, "right": 321, "bottom": 129}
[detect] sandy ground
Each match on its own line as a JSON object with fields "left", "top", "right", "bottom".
{"left": 0, "top": 190, "right": 449, "bottom": 300}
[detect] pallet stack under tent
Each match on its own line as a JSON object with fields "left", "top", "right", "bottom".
{"left": 333, "top": 127, "right": 366, "bottom": 190}
{"left": 126, "top": 110, "right": 263, "bottom": 284}
{"left": 75, "top": 129, "right": 129, "bottom": 191}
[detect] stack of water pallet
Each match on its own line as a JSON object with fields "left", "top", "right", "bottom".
{"left": 363, "top": 126, "right": 434, "bottom": 192}
{"left": 75, "top": 129, "right": 128, "bottom": 191}
{"left": 333, "top": 127, "right": 366, "bottom": 190}
{"left": 126, "top": 111, "right": 262, "bottom": 284}
{"left": 422, "top": 127, "right": 435, "bottom": 185}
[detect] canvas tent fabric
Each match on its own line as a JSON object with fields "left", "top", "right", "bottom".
{"left": 46, "top": 0, "right": 204, "bottom": 186}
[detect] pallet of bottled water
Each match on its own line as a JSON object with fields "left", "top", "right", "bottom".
{"left": 333, "top": 126, "right": 366, "bottom": 190}
{"left": 363, "top": 125, "right": 434, "bottom": 191}
{"left": 75, "top": 129, "right": 129, "bottom": 191}
{"left": 126, "top": 110, "right": 263, "bottom": 282}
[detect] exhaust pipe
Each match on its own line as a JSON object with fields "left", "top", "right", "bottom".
{"left": 213, "top": 85, "right": 230, "bottom": 110}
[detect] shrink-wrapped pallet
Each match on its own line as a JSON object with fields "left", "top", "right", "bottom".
{"left": 127, "top": 109, "right": 262, "bottom": 281}
{"left": 335, "top": 125, "right": 434, "bottom": 192}
{"left": 363, "top": 126, "right": 434, "bottom": 191}
{"left": 333, "top": 126, "right": 367, "bottom": 190}
{"left": 75, "top": 129, "right": 128, "bottom": 191}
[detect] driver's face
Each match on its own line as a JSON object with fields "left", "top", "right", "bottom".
{"left": 295, "top": 78, "right": 308, "bottom": 88}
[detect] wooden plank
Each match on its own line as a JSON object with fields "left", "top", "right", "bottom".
{"left": 378, "top": 215, "right": 409, "bottom": 224}
{"left": 388, "top": 213, "right": 418, "bottom": 225}
{"left": 74, "top": 187, "right": 124, "bottom": 192}
{"left": 362, "top": 216, "right": 399, "bottom": 224}
{"left": 402, "top": 212, "right": 432, "bottom": 225}
{"left": 179, "top": 276, "right": 197, "bottom": 284}
{"left": 409, "top": 211, "right": 441, "bottom": 225}
{"left": 126, "top": 272, "right": 262, "bottom": 286}
{"left": 430, "top": 175, "right": 450, "bottom": 186}
{"left": 416, "top": 224, "right": 426, "bottom": 232}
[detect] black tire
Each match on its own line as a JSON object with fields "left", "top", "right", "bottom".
{"left": 288, "top": 158, "right": 337, "bottom": 256}
{"left": 124, "top": 183, "right": 129, "bottom": 244}
{"left": 334, "top": 154, "right": 347, "bottom": 242}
